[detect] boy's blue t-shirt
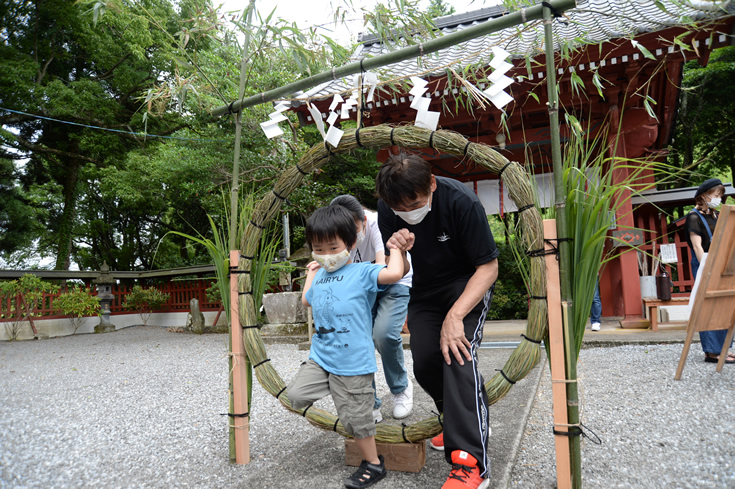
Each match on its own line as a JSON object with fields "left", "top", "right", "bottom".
{"left": 305, "top": 262, "right": 384, "bottom": 376}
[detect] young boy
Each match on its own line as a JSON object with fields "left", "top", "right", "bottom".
{"left": 287, "top": 204, "right": 408, "bottom": 489}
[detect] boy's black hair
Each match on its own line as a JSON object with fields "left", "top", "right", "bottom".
{"left": 305, "top": 205, "right": 358, "bottom": 248}
{"left": 375, "top": 151, "right": 433, "bottom": 208}
{"left": 330, "top": 195, "right": 365, "bottom": 223}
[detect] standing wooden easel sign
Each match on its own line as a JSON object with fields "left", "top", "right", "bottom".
{"left": 675, "top": 205, "right": 735, "bottom": 380}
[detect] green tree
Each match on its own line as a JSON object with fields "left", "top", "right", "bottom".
{"left": 0, "top": 158, "right": 35, "bottom": 256}
{"left": 426, "top": 0, "right": 456, "bottom": 19}
{"left": 0, "top": 0, "right": 204, "bottom": 269}
{"left": 670, "top": 46, "right": 735, "bottom": 184}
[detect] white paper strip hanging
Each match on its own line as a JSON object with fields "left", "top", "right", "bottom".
{"left": 491, "top": 46, "right": 511, "bottom": 61}
{"left": 483, "top": 75, "right": 514, "bottom": 97}
{"left": 325, "top": 124, "right": 344, "bottom": 148}
{"left": 326, "top": 111, "right": 338, "bottom": 126}
{"left": 363, "top": 72, "right": 379, "bottom": 102}
{"left": 267, "top": 112, "right": 288, "bottom": 123}
{"left": 260, "top": 120, "right": 284, "bottom": 139}
{"left": 489, "top": 62, "right": 513, "bottom": 81}
{"left": 415, "top": 110, "right": 440, "bottom": 131}
{"left": 488, "top": 90, "right": 513, "bottom": 110}
{"left": 340, "top": 104, "right": 351, "bottom": 119}
{"left": 410, "top": 76, "right": 428, "bottom": 89}
{"left": 409, "top": 84, "right": 428, "bottom": 98}
{"left": 410, "top": 96, "right": 431, "bottom": 112}
{"left": 328, "top": 94, "right": 344, "bottom": 112}
{"left": 307, "top": 104, "right": 326, "bottom": 138}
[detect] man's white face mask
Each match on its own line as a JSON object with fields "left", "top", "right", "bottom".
{"left": 393, "top": 198, "right": 431, "bottom": 225}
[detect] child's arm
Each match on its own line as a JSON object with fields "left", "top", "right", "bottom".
{"left": 301, "top": 261, "right": 320, "bottom": 307}
{"left": 377, "top": 247, "right": 407, "bottom": 285}
{"left": 385, "top": 229, "right": 413, "bottom": 276}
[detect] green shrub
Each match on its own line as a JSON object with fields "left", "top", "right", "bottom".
{"left": 486, "top": 241, "right": 529, "bottom": 321}
{"left": 0, "top": 274, "right": 59, "bottom": 340}
{"left": 55, "top": 287, "right": 101, "bottom": 334}
{"left": 123, "top": 285, "right": 170, "bottom": 326}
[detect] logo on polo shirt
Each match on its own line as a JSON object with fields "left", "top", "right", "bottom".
{"left": 437, "top": 232, "right": 450, "bottom": 242}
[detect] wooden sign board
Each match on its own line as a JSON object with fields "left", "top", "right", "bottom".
{"left": 611, "top": 229, "right": 643, "bottom": 248}
{"left": 675, "top": 205, "right": 735, "bottom": 379}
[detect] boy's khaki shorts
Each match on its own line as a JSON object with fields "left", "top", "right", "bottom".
{"left": 287, "top": 359, "right": 376, "bottom": 439}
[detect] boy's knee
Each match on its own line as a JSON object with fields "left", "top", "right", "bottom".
{"left": 333, "top": 375, "right": 376, "bottom": 438}
{"left": 287, "top": 385, "right": 313, "bottom": 411}
{"left": 341, "top": 388, "right": 376, "bottom": 439}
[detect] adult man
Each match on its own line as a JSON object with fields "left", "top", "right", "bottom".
{"left": 375, "top": 152, "right": 499, "bottom": 489}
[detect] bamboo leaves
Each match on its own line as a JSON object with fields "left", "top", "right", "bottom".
{"left": 631, "top": 39, "right": 656, "bottom": 60}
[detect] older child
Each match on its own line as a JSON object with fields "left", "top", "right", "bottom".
{"left": 287, "top": 204, "right": 408, "bottom": 489}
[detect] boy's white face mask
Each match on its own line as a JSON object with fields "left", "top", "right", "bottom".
{"left": 393, "top": 199, "right": 431, "bottom": 225}
{"left": 311, "top": 249, "right": 350, "bottom": 272}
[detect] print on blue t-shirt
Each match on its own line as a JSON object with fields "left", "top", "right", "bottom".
{"left": 305, "top": 262, "right": 385, "bottom": 376}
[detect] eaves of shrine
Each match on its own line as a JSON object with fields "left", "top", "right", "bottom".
{"left": 287, "top": 0, "right": 735, "bottom": 182}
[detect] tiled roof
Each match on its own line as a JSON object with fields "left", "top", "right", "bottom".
{"left": 297, "top": 0, "right": 734, "bottom": 101}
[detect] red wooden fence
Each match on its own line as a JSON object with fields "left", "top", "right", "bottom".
{"left": 1, "top": 279, "right": 221, "bottom": 322}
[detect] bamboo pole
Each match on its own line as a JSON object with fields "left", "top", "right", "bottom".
{"left": 210, "top": 0, "right": 577, "bottom": 116}
{"left": 230, "top": 250, "right": 251, "bottom": 464}
{"left": 228, "top": 0, "right": 256, "bottom": 462}
{"left": 544, "top": 220, "right": 571, "bottom": 489}
{"left": 542, "top": 4, "right": 581, "bottom": 487}
{"left": 229, "top": 0, "right": 256, "bottom": 250}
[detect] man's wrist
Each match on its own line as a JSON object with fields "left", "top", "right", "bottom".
{"left": 446, "top": 309, "right": 465, "bottom": 322}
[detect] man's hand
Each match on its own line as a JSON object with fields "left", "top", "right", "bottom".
{"left": 306, "top": 261, "right": 321, "bottom": 273}
{"left": 386, "top": 229, "right": 415, "bottom": 251}
{"left": 440, "top": 313, "right": 473, "bottom": 366}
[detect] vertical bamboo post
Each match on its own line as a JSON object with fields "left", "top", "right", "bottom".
{"left": 544, "top": 220, "right": 572, "bottom": 489}
{"left": 227, "top": 0, "right": 256, "bottom": 462}
{"left": 542, "top": 5, "right": 581, "bottom": 487}
{"left": 230, "top": 250, "right": 250, "bottom": 464}
{"left": 229, "top": 0, "right": 256, "bottom": 250}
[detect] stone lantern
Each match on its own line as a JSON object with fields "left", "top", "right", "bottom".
{"left": 94, "top": 261, "right": 116, "bottom": 333}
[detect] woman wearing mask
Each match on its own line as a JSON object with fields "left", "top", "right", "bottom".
{"left": 684, "top": 177, "right": 734, "bottom": 364}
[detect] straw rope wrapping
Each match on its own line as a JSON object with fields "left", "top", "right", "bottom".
{"left": 236, "top": 124, "right": 547, "bottom": 443}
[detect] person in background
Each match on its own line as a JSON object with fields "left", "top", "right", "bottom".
{"left": 590, "top": 283, "right": 601, "bottom": 331}
{"left": 331, "top": 195, "right": 414, "bottom": 421}
{"left": 684, "top": 177, "right": 734, "bottom": 364}
{"left": 288, "top": 204, "right": 408, "bottom": 489}
{"left": 375, "top": 152, "right": 498, "bottom": 489}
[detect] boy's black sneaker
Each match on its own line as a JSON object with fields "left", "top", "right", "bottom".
{"left": 344, "top": 454, "right": 387, "bottom": 488}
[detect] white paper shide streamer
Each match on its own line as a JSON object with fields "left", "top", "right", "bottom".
{"left": 483, "top": 47, "right": 515, "bottom": 110}
{"left": 259, "top": 102, "right": 290, "bottom": 139}
{"left": 409, "top": 76, "right": 440, "bottom": 131}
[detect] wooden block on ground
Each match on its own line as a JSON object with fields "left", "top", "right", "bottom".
{"left": 344, "top": 439, "right": 426, "bottom": 473}
{"left": 620, "top": 316, "right": 650, "bottom": 329}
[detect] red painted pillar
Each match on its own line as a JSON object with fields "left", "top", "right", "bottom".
{"left": 606, "top": 106, "right": 648, "bottom": 328}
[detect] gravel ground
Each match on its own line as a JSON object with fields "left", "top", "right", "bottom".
{"left": 510, "top": 343, "right": 735, "bottom": 488}
{"left": 0, "top": 326, "right": 423, "bottom": 489}
{"left": 2, "top": 327, "right": 734, "bottom": 488}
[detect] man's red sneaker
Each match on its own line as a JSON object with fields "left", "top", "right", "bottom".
{"left": 441, "top": 451, "right": 489, "bottom": 489}
{"left": 428, "top": 432, "right": 444, "bottom": 451}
